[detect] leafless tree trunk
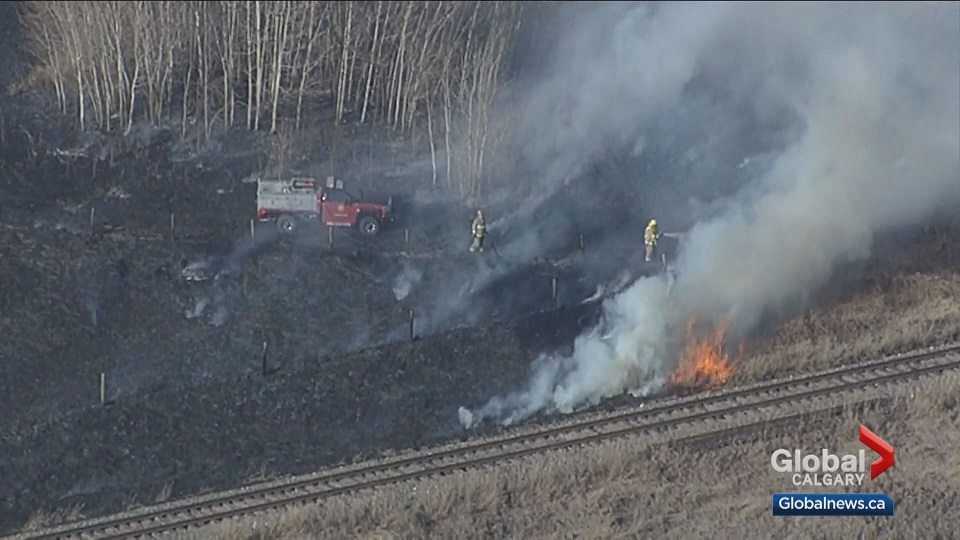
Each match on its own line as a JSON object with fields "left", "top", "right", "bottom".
{"left": 245, "top": 0, "right": 254, "bottom": 129}
{"left": 197, "top": 3, "right": 210, "bottom": 139}
{"left": 112, "top": 4, "right": 128, "bottom": 130}
{"left": 360, "top": 0, "right": 383, "bottom": 125}
{"left": 335, "top": 2, "right": 354, "bottom": 125}
{"left": 268, "top": 1, "right": 292, "bottom": 134}
{"left": 294, "top": 3, "right": 325, "bottom": 130}
{"left": 126, "top": 9, "right": 141, "bottom": 135}
{"left": 181, "top": 5, "right": 195, "bottom": 140}
{"left": 388, "top": 3, "right": 412, "bottom": 130}
{"left": 213, "top": 1, "right": 238, "bottom": 129}
{"left": 68, "top": 23, "right": 86, "bottom": 129}
{"left": 426, "top": 92, "right": 437, "bottom": 187}
{"left": 253, "top": 0, "right": 264, "bottom": 131}
{"left": 441, "top": 72, "right": 452, "bottom": 188}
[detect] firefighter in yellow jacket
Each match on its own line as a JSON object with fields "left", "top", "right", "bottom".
{"left": 644, "top": 218, "right": 660, "bottom": 262}
{"left": 469, "top": 208, "right": 486, "bottom": 253}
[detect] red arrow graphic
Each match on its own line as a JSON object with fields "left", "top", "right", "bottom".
{"left": 859, "top": 424, "right": 895, "bottom": 480}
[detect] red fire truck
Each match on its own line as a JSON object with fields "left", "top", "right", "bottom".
{"left": 256, "top": 176, "right": 394, "bottom": 235}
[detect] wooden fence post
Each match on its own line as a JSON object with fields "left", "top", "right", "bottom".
{"left": 404, "top": 229, "right": 410, "bottom": 252}
{"left": 552, "top": 277, "right": 558, "bottom": 310}
{"left": 409, "top": 310, "right": 416, "bottom": 341}
{"left": 328, "top": 226, "right": 334, "bottom": 249}
{"left": 170, "top": 213, "right": 176, "bottom": 240}
{"left": 250, "top": 219, "right": 256, "bottom": 238}
{"left": 89, "top": 207, "right": 96, "bottom": 233}
{"left": 99, "top": 372, "right": 106, "bottom": 405}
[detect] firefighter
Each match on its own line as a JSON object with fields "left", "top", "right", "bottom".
{"left": 644, "top": 218, "right": 660, "bottom": 262}
{"left": 469, "top": 208, "right": 486, "bottom": 253}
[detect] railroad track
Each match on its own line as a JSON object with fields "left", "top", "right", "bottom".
{"left": 14, "top": 342, "right": 960, "bottom": 540}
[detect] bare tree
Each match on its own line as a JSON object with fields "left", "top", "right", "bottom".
{"left": 125, "top": 4, "right": 142, "bottom": 134}
{"left": 180, "top": 2, "right": 197, "bottom": 139}
{"left": 19, "top": 2, "right": 68, "bottom": 113}
{"left": 462, "top": 3, "right": 519, "bottom": 197}
{"left": 334, "top": 2, "right": 355, "bottom": 125}
{"left": 245, "top": 0, "right": 254, "bottom": 129}
{"left": 197, "top": 2, "right": 211, "bottom": 139}
{"left": 292, "top": 2, "right": 327, "bottom": 130}
{"left": 253, "top": 0, "right": 264, "bottom": 131}
{"left": 268, "top": 1, "right": 293, "bottom": 134}
{"left": 213, "top": 1, "right": 239, "bottom": 129}
{"left": 359, "top": 0, "right": 384, "bottom": 125}
{"left": 426, "top": 89, "right": 438, "bottom": 187}
{"left": 17, "top": 0, "right": 530, "bottom": 198}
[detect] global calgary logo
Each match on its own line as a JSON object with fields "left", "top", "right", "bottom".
{"left": 771, "top": 425, "right": 895, "bottom": 486}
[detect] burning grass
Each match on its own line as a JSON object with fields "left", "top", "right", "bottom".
{"left": 663, "top": 270, "right": 960, "bottom": 396}
{"left": 664, "top": 315, "right": 744, "bottom": 392}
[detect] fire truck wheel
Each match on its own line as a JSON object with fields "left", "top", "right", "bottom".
{"left": 277, "top": 215, "right": 297, "bottom": 233}
{"left": 358, "top": 215, "right": 380, "bottom": 236}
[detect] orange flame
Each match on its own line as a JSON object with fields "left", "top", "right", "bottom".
{"left": 665, "top": 315, "right": 744, "bottom": 391}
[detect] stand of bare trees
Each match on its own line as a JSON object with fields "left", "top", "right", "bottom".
{"left": 18, "top": 1, "right": 524, "bottom": 197}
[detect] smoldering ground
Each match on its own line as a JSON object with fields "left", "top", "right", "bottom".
{"left": 393, "top": 260, "right": 424, "bottom": 301}
{"left": 103, "top": 227, "right": 286, "bottom": 397}
{"left": 460, "top": 2, "right": 960, "bottom": 428}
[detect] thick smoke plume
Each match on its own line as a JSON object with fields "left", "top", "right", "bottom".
{"left": 461, "top": 2, "right": 960, "bottom": 428}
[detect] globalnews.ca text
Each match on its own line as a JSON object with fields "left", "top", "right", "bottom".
{"left": 771, "top": 493, "right": 894, "bottom": 516}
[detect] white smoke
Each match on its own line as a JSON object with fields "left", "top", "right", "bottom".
{"left": 210, "top": 306, "right": 230, "bottom": 327}
{"left": 462, "top": 273, "right": 675, "bottom": 427}
{"left": 184, "top": 294, "right": 230, "bottom": 326}
{"left": 185, "top": 296, "right": 210, "bottom": 319}
{"left": 461, "top": 2, "right": 960, "bottom": 428}
{"left": 85, "top": 293, "right": 100, "bottom": 328}
{"left": 392, "top": 262, "right": 424, "bottom": 301}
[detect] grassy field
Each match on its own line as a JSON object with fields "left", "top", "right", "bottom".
{"left": 736, "top": 271, "right": 960, "bottom": 383}
{"left": 181, "top": 272, "right": 960, "bottom": 540}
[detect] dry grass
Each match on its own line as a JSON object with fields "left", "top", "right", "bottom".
{"left": 21, "top": 504, "right": 85, "bottom": 532}
{"left": 737, "top": 271, "right": 960, "bottom": 382}
{"left": 182, "top": 372, "right": 960, "bottom": 540}
{"left": 155, "top": 483, "right": 174, "bottom": 505}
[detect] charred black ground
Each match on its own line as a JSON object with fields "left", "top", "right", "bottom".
{"left": 1, "top": 299, "right": 602, "bottom": 530}
{"left": 0, "top": 102, "right": 660, "bottom": 530}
